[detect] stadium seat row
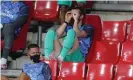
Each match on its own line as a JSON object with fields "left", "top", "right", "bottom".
{"left": 102, "top": 21, "right": 133, "bottom": 42}
{"left": 82, "top": 21, "right": 133, "bottom": 79}
{"left": 44, "top": 60, "right": 133, "bottom": 80}
{"left": 87, "top": 21, "right": 133, "bottom": 64}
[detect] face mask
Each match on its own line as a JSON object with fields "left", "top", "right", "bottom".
{"left": 30, "top": 54, "right": 40, "bottom": 63}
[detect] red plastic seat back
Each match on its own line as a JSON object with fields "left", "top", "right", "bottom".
{"left": 128, "top": 21, "right": 133, "bottom": 41}
{"left": 44, "top": 60, "right": 57, "bottom": 80}
{"left": 58, "top": 62, "right": 85, "bottom": 80}
{"left": 1, "top": 1, "right": 34, "bottom": 51}
{"left": 92, "top": 41, "right": 121, "bottom": 64}
{"left": 85, "top": 14, "right": 102, "bottom": 41}
{"left": 34, "top": 1, "right": 58, "bottom": 22}
{"left": 85, "top": 15, "right": 102, "bottom": 63}
{"left": 102, "top": 21, "right": 127, "bottom": 42}
{"left": 119, "top": 42, "right": 133, "bottom": 64}
{"left": 87, "top": 64, "right": 114, "bottom": 80}
{"left": 114, "top": 64, "right": 133, "bottom": 80}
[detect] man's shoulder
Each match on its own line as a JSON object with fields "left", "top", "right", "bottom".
{"left": 23, "top": 62, "right": 48, "bottom": 71}
{"left": 36, "top": 62, "right": 49, "bottom": 67}
{"left": 83, "top": 24, "right": 94, "bottom": 28}
{"left": 41, "top": 62, "right": 49, "bottom": 66}
{"left": 23, "top": 62, "right": 45, "bottom": 68}
{"left": 82, "top": 24, "right": 94, "bottom": 30}
{"left": 37, "top": 62, "right": 50, "bottom": 69}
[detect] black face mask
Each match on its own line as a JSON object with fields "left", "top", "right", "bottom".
{"left": 30, "top": 54, "right": 40, "bottom": 63}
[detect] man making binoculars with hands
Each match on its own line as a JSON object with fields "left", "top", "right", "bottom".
{"left": 44, "top": 7, "right": 94, "bottom": 62}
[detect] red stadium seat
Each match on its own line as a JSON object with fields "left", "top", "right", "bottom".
{"left": 44, "top": 60, "right": 58, "bottom": 80}
{"left": 34, "top": 1, "right": 58, "bottom": 22}
{"left": 1, "top": 1, "right": 34, "bottom": 52}
{"left": 86, "top": 64, "right": 114, "bottom": 80}
{"left": 85, "top": 14, "right": 102, "bottom": 41}
{"left": 114, "top": 64, "right": 133, "bottom": 80}
{"left": 118, "top": 42, "right": 133, "bottom": 64}
{"left": 92, "top": 41, "right": 121, "bottom": 64}
{"left": 58, "top": 62, "right": 85, "bottom": 80}
{"left": 127, "top": 21, "right": 133, "bottom": 41}
{"left": 102, "top": 21, "right": 127, "bottom": 42}
{"left": 85, "top": 15, "right": 102, "bottom": 63}
{"left": 33, "top": 1, "right": 58, "bottom": 47}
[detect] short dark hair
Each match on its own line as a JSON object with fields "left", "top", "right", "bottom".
{"left": 71, "top": 7, "right": 86, "bottom": 17}
{"left": 28, "top": 44, "right": 39, "bottom": 50}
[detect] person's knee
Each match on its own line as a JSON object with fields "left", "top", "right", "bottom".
{"left": 3, "top": 27, "right": 14, "bottom": 36}
{"left": 19, "top": 72, "right": 30, "bottom": 80}
{"left": 67, "top": 29, "right": 76, "bottom": 38}
{"left": 46, "top": 29, "right": 56, "bottom": 35}
{"left": 1, "top": 75, "right": 9, "bottom": 80}
{"left": 45, "top": 29, "right": 57, "bottom": 40}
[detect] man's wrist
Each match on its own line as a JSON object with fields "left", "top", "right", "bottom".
{"left": 64, "top": 21, "right": 69, "bottom": 25}
{"left": 74, "top": 20, "right": 78, "bottom": 23}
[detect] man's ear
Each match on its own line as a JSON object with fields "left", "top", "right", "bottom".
{"left": 27, "top": 53, "right": 29, "bottom": 56}
{"left": 27, "top": 51, "right": 30, "bottom": 57}
{"left": 80, "top": 15, "right": 84, "bottom": 19}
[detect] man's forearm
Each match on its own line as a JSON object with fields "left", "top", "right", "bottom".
{"left": 73, "top": 21, "right": 81, "bottom": 37}
{"left": 56, "top": 23, "right": 67, "bottom": 38}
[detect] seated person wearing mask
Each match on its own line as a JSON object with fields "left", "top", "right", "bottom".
{"left": 44, "top": 7, "right": 94, "bottom": 62}
{"left": 0, "top": 0, "right": 29, "bottom": 69}
{"left": 22, "top": 44, "right": 52, "bottom": 80}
